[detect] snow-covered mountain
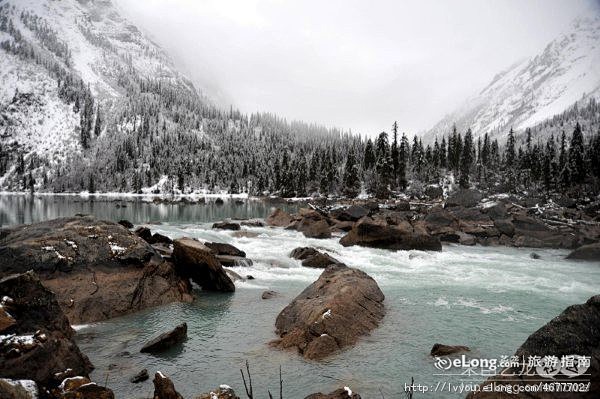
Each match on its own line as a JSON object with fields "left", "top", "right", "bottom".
{"left": 424, "top": 15, "right": 600, "bottom": 142}
{"left": 0, "top": 0, "right": 206, "bottom": 189}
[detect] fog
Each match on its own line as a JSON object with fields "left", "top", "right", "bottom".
{"left": 115, "top": 0, "right": 597, "bottom": 136}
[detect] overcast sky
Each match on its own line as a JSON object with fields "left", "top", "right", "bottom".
{"left": 115, "top": 0, "right": 597, "bottom": 136}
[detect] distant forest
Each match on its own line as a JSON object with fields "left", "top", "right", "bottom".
{"left": 1, "top": 4, "right": 600, "bottom": 199}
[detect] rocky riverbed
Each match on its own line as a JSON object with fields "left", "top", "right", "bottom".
{"left": 0, "top": 192, "right": 599, "bottom": 398}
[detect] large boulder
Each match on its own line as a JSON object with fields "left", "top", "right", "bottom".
{"left": 172, "top": 238, "right": 235, "bottom": 292}
{"left": 0, "top": 272, "right": 93, "bottom": 389}
{"left": 266, "top": 209, "right": 294, "bottom": 227}
{"left": 296, "top": 210, "right": 332, "bottom": 239}
{"left": 0, "top": 216, "right": 160, "bottom": 276}
{"left": 272, "top": 264, "right": 384, "bottom": 360}
{"left": 467, "top": 295, "right": 600, "bottom": 399}
{"left": 330, "top": 205, "right": 369, "bottom": 222}
{"left": 305, "top": 388, "right": 361, "bottom": 399}
{"left": 141, "top": 323, "right": 187, "bottom": 353}
{"left": 445, "top": 189, "right": 483, "bottom": 208}
{"left": 340, "top": 218, "right": 442, "bottom": 251}
{"left": 0, "top": 217, "right": 192, "bottom": 324}
{"left": 567, "top": 242, "right": 600, "bottom": 261}
{"left": 290, "top": 247, "right": 342, "bottom": 268}
{"left": 152, "top": 372, "right": 183, "bottom": 399}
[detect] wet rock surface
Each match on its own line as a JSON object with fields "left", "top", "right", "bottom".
{"left": 273, "top": 264, "right": 385, "bottom": 360}
{"left": 0, "top": 272, "right": 93, "bottom": 389}
{"left": 467, "top": 295, "right": 600, "bottom": 398}
{"left": 0, "top": 216, "right": 192, "bottom": 324}
{"left": 172, "top": 238, "right": 235, "bottom": 292}
{"left": 289, "top": 247, "right": 342, "bottom": 268}
{"left": 141, "top": 323, "right": 187, "bottom": 353}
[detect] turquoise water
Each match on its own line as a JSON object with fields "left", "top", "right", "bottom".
{"left": 1, "top": 195, "right": 599, "bottom": 398}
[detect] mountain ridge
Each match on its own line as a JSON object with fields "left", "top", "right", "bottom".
{"left": 423, "top": 15, "right": 600, "bottom": 142}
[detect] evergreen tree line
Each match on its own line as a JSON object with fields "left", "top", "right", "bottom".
{"left": 1, "top": 4, "right": 599, "bottom": 199}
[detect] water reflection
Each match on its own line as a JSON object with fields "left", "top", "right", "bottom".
{"left": 0, "top": 194, "right": 299, "bottom": 227}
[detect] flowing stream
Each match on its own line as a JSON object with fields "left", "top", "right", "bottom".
{"left": 1, "top": 194, "right": 599, "bottom": 398}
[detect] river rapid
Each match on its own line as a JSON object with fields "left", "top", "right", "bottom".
{"left": 1, "top": 194, "right": 599, "bottom": 398}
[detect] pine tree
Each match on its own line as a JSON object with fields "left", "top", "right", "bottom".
{"left": 364, "top": 139, "right": 376, "bottom": 170}
{"left": 94, "top": 107, "right": 102, "bottom": 137}
{"left": 569, "top": 123, "right": 585, "bottom": 184}
{"left": 505, "top": 127, "right": 516, "bottom": 167}
{"left": 391, "top": 122, "right": 399, "bottom": 186}
{"left": 342, "top": 148, "right": 360, "bottom": 197}
{"left": 459, "top": 128, "right": 474, "bottom": 188}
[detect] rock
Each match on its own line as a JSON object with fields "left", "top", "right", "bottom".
{"left": 493, "top": 219, "right": 515, "bottom": 237}
{"left": 0, "top": 217, "right": 191, "bottom": 324}
{"left": 430, "top": 343, "right": 470, "bottom": 356}
{"left": 425, "top": 185, "right": 443, "bottom": 199}
{"left": 296, "top": 212, "right": 332, "bottom": 239}
{"left": 304, "top": 388, "right": 361, "bottom": 399}
{"left": 215, "top": 198, "right": 224, "bottom": 205}
{"left": 0, "top": 378, "right": 39, "bottom": 399}
{"left": 530, "top": 252, "right": 541, "bottom": 259}
{"left": 392, "top": 199, "right": 411, "bottom": 211}
{"left": 457, "top": 232, "right": 476, "bottom": 246}
{"left": 141, "top": 323, "right": 187, "bottom": 353}
{"left": 330, "top": 220, "right": 354, "bottom": 232}
{"left": 61, "top": 382, "right": 115, "bottom": 398}
{"left": 445, "top": 189, "right": 483, "bottom": 208}
{"left": 212, "top": 221, "right": 241, "bottom": 231}
{"left": 205, "top": 242, "right": 246, "bottom": 257}
{"left": 240, "top": 219, "right": 265, "bottom": 227}
{"left": 340, "top": 217, "right": 442, "bottom": 251}
{"left": 246, "top": 275, "right": 254, "bottom": 280}
{"left": 261, "top": 290, "right": 278, "bottom": 299}
{"left": 197, "top": 385, "right": 239, "bottom": 399}
{"left": 134, "top": 226, "right": 154, "bottom": 243}
{"left": 215, "top": 255, "right": 253, "bottom": 267}
{"left": 130, "top": 369, "right": 149, "bottom": 383}
{"left": 60, "top": 376, "right": 91, "bottom": 392}
{"left": 266, "top": 209, "right": 294, "bottom": 227}
{"left": 172, "top": 238, "right": 235, "bottom": 292}
{"left": 273, "top": 264, "right": 385, "bottom": 360}
{"left": 331, "top": 205, "right": 369, "bottom": 222}
{"left": 151, "top": 233, "right": 173, "bottom": 245}
{"left": 289, "top": 247, "right": 341, "bottom": 268}
{"left": 484, "top": 203, "right": 508, "bottom": 220}
{"left": 0, "top": 272, "right": 93, "bottom": 388}
{"left": 567, "top": 242, "right": 600, "bottom": 261}
{"left": 152, "top": 372, "right": 183, "bottom": 399}
{"left": 424, "top": 208, "right": 457, "bottom": 232}
{"left": 118, "top": 220, "right": 134, "bottom": 229}
{"left": 467, "top": 295, "right": 600, "bottom": 399}
{"left": 0, "top": 307, "right": 16, "bottom": 333}
{"left": 0, "top": 216, "right": 160, "bottom": 276}
{"left": 224, "top": 269, "right": 246, "bottom": 282}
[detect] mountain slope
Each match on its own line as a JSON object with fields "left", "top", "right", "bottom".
{"left": 424, "top": 15, "right": 600, "bottom": 142}
{"left": 0, "top": 0, "right": 356, "bottom": 195}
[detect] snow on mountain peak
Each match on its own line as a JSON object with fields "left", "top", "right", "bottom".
{"left": 424, "top": 15, "right": 600, "bottom": 142}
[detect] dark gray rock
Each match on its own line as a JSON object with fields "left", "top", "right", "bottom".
{"left": 567, "top": 242, "right": 600, "bottom": 261}
{"left": 140, "top": 323, "right": 187, "bottom": 353}
{"left": 445, "top": 189, "right": 483, "bottom": 208}
{"left": 172, "top": 238, "right": 235, "bottom": 292}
